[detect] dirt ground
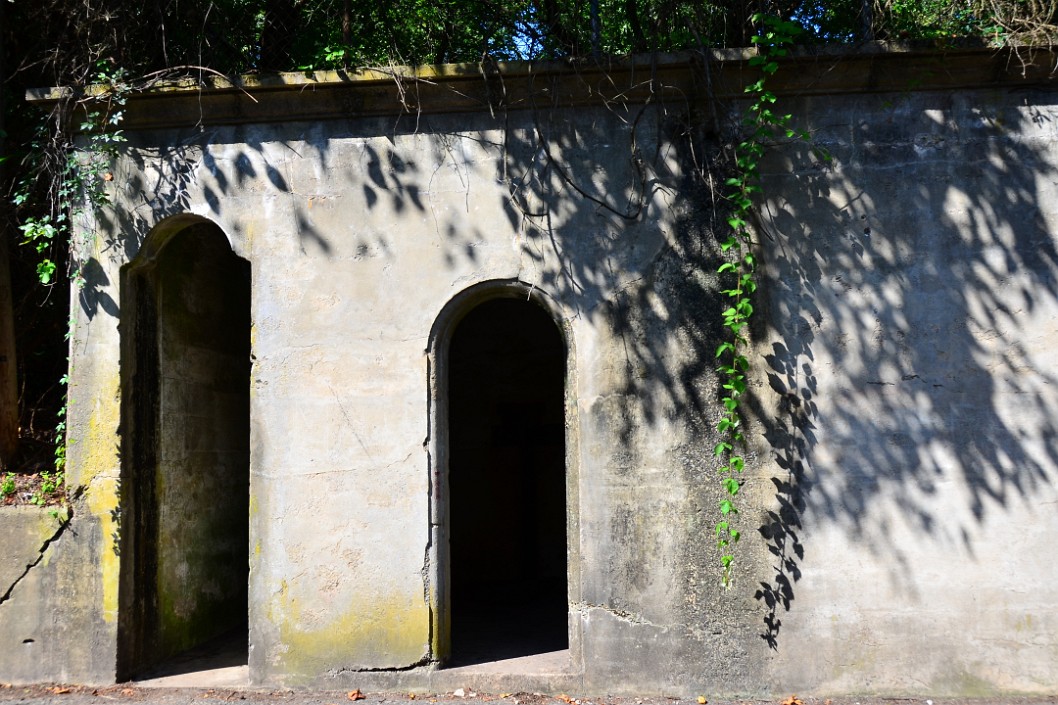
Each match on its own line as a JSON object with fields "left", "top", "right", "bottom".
{"left": 0, "top": 684, "right": 1054, "bottom": 705}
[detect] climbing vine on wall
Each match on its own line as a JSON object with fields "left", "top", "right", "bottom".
{"left": 10, "top": 65, "right": 130, "bottom": 498}
{"left": 714, "top": 14, "right": 810, "bottom": 587}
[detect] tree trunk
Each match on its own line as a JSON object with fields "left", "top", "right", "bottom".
{"left": 342, "top": 0, "right": 351, "bottom": 70}
{"left": 0, "top": 238, "right": 17, "bottom": 468}
{"left": 0, "top": 0, "right": 20, "bottom": 468}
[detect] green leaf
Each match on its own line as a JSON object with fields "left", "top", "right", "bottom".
{"left": 719, "top": 499, "right": 737, "bottom": 515}
{"left": 37, "top": 260, "right": 56, "bottom": 285}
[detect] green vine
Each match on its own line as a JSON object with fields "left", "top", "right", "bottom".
{"left": 714, "top": 14, "right": 809, "bottom": 587}
{"left": 16, "top": 65, "right": 129, "bottom": 289}
{"left": 11, "top": 64, "right": 130, "bottom": 493}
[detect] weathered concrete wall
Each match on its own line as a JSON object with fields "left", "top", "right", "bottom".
{"left": 0, "top": 506, "right": 116, "bottom": 684}
{"left": 4, "top": 47, "right": 1057, "bottom": 697}
{"left": 753, "top": 80, "right": 1058, "bottom": 695}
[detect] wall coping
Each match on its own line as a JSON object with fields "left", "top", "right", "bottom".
{"left": 26, "top": 44, "right": 1058, "bottom": 131}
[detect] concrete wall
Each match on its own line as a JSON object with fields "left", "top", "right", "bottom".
{"left": 753, "top": 79, "right": 1058, "bottom": 695}
{"left": 3, "top": 47, "right": 1057, "bottom": 697}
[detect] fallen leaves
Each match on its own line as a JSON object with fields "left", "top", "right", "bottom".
{"left": 780, "top": 696, "right": 803, "bottom": 705}
{"left": 697, "top": 697, "right": 707, "bottom": 704}
{"left": 347, "top": 689, "right": 365, "bottom": 701}
{"left": 50, "top": 687, "right": 71, "bottom": 695}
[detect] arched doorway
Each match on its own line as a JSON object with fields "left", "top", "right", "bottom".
{"left": 446, "top": 295, "right": 568, "bottom": 665}
{"left": 117, "top": 218, "right": 251, "bottom": 679}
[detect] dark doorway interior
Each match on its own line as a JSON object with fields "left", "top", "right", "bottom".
{"left": 118, "top": 222, "right": 251, "bottom": 679}
{"left": 447, "top": 297, "right": 568, "bottom": 666}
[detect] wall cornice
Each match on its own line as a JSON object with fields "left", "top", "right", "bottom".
{"left": 26, "top": 44, "right": 1058, "bottom": 131}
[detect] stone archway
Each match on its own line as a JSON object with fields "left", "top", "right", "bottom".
{"left": 117, "top": 217, "right": 251, "bottom": 679}
{"left": 444, "top": 295, "right": 569, "bottom": 666}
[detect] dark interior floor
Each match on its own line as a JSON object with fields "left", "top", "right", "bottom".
{"left": 132, "top": 626, "right": 248, "bottom": 682}
{"left": 450, "top": 579, "right": 568, "bottom": 666}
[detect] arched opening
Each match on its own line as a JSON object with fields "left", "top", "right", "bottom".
{"left": 446, "top": 296, "right": 568, "bottom": 665}
{"left": 117, "top": 218, "right": 251, "bottom": 680}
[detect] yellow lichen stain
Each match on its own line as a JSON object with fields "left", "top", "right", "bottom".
{"left": 86, "top": 474, "right": 121, "bottom": 623}
{"left": 78, "top": 384, "right": 121, "bottom": 488}
{"left": 1014, "top": 614, "right": 1033, "bottom": 632}
{"left": 270, "top": 589, "right": 430, "bottom": 680}
{"left": 78, "top": 384, "right": 123, "bottom": 624}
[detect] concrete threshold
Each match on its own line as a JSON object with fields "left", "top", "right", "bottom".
{"left": 133, "top": 648, "right": 579, "bottom": 694}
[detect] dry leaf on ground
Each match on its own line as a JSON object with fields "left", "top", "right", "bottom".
{"left": 780, "top": 696, "right": 803, "bottom": 705}
{"left": 348, "top": 690, "right": 365, "bottom": 701}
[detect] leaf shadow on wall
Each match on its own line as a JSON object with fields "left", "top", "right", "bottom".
{"left": 749, "top": 85, "right": 1058, "bottom": 648}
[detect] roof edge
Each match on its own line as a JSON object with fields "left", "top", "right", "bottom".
{"left": 25, "top": 44, "right": 1058, "bottom": 131}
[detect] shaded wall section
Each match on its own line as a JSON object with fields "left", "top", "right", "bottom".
{"left": 753, "top": 83, "right": 1058, "bottom": 694}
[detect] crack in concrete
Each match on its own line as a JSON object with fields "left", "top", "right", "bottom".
{"left": 573, "top": 601, "right": 652, "bottom": 625}
{"left": 0, "top": 508, "right": 73, "bottom": 606}
{"left": 327, "top": 653, "right": 433, "bottom": 675}
{"left": 421, "top": 540, "right": 434, "bottom": 657}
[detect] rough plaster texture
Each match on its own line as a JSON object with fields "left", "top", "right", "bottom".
{"left": 753, "top": 85, "right": 1058, "bottom": 695}
{"left": 2, "top": 48, "right": 1056, "bottom": 697}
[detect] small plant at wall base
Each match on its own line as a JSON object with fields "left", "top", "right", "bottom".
{"left": 714, "top": 14, "right": 810, "bottom": 588}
